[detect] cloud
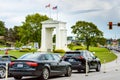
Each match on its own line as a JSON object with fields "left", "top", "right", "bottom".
{"left": 71, "top": 8, "right": 103, "bottom": 14}
{"left": 0, "top": 0, "right": 120, "bottom": 38}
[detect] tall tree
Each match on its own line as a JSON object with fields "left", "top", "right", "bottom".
{"left": 13, "top": 26, "right": 21, "bottom": 41}
{"left": 18, "top": 13, "right": 49, "bottom": 47}
{"left": 0, "top": 21, "right": 6, "bottom": 36}
{"left": 71, "top": 21, "right": 103, "bottom": 50}
{"left": 5, "top": 26, "right": 20, "bottom": 42}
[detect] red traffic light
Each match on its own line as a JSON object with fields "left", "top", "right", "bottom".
{"left": 109, "top": 22, "right": 112, "bottom": 30}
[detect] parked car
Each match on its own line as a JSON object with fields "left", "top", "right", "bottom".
{"left": 62, "top": 50, "right": 101, "bottom": 72}
{"left": 0, "top": 55, "right": 17, "bottom": 78}
{"left": 9, "top": 52, "right": 72, "bottom": 80}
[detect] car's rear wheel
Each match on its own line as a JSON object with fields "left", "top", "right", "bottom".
{"left": 14, "top": 76, "right": 22, "bottom": 80}
{"left": 96, "top": 63, "right": 101, "bottom": 72}
{"left": 0, "top": 67, "right": 6, "bottom": 78}
{"left": 40, "top": 68, "right": 49, "bottom": 80}
{"left": 65, "top": 66, "right": 72, "bottom": 77}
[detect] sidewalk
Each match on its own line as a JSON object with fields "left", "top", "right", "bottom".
{"left": 101, "top": 50, "right": 120, "bottom": 72}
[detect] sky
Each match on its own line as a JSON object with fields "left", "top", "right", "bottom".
{"left": 1, "top": 0, "right": 120, "bottom": 39}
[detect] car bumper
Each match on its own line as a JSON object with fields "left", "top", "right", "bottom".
{"left": 69, "top": 62, "right": 85, "bottom": 70}
{"left": 9, "top": 69, "right": 42, "bottom": 76}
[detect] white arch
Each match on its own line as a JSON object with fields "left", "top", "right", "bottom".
{"left": 40, "top": 19, "right": 68, "bottom": 52}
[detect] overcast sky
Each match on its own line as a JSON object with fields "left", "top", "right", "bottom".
{"left": 1, "top": 0, "right": 120, "bottom": 39}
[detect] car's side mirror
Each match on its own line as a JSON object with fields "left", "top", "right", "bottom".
{"left": 92, "top": 56, "right": 97, "bottom": 59}
{"left": 94, "top": 56, "right": 97, "bottom": 59}
{"left": 92, "top": 52, "right": 95, "bottom": 54}
{"left": 59, "top": 58, "right": 63, "bottom": 62}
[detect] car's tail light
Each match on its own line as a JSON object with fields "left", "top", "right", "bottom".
{"left": 9, "top": 62, "right": 15, "bottom": 66}
{"left": 62, "top": 56, "right": 66, "bottom": 59}
{"left": 77, "top": 56, "right": 84, "bottom": 59}
{"left": 26, "top": 62, "right": 38, "bottom": 67}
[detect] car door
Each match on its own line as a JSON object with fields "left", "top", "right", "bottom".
{"left": 86, "top": 51, "right": 97, "bottom": 68}
{"left": 52, "top": 54, "right": 66, "bottom": 74}
{"left": 89, "top": 52, "right": 98, "bottom": 68}
{"left": 44, "top": 54, "right": 59, "bottom": 75}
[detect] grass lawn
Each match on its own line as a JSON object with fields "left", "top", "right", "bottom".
{"left": 0, "top": 46, "right": 117, "bottom": 64}
{"left": 0, "top": 45, "right": 6, "bottom": 48}
{"left": 90, "top": 47, "right": 117, "bottom": 63}
{"left": 0, "top": 50, "right": 28, "bottom": 58}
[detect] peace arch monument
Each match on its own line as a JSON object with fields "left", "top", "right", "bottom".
{"left": 40, "top": 18, "right": 68, "bottom": 52}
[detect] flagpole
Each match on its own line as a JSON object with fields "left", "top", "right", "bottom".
{"left": 49, "top": 4, "right": 51, "bottom": 18}
{"left": 45, "top": 4, "right": 51, "bottom": 18}
{"left": 57, "top": 7, "right": 58, "bottom": 20}
{"left": 52, "top": 6, "right": 58, "bottom": 20}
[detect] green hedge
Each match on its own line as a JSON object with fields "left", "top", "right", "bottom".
{"left": 53, "top": 49, "right": 65, "bottom": 53}
{"left": 71, "top": 46, "right": 86, "bottom": 50}
{"left": 19, "top": 48, "right": 37, "bottom": 52}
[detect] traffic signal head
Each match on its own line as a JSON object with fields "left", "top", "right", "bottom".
{"left": 109, "top": 22, "right": 112, "bottom": 30}
{"left": 118, "top": 23, "right": 120, "bottom": 26}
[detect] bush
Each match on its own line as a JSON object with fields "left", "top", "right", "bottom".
{"left": 31, "top": 48, "right": 37, "bottom": 52}
{"left": 72, "top": 46, "right": 86, "bottom": 50}
{"left": 67, "top": 43, "right": 75, "bottom": 50}
{"left": 53, "top": 49, "right": 65, "bottom": 53}
{"left": 0, "top": 40, "right": 5, "bottom": 45}
{"left": 19, "top": 48, "right": 37, "bottom": 52}
{"left": 19, "top": 48, "right": 30, "bottom": 52}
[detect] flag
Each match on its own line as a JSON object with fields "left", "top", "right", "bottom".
{"left": 52, "top": 6, "right": 57, "bottom": 10}
{"left": 45, "top": 4, "right": 50, "bottom": 8}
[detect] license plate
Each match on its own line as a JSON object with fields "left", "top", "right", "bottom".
{"left": 68, "top": 59, "right": 74, "bottom": 62}
{"left": 17, "top": 64, "right": 23, "bottom": 67}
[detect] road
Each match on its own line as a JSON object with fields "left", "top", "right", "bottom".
{"left": 2, "top": 50, "right": 120, "bottom": 80}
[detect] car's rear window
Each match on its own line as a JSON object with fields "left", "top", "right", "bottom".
{"left": 0, "top": 56, "right": 9, "bottom": 61}
{"left": 65, "top": 52, "right": 82, "bottom": 57}
{"left": 18, "top": 53, "right": 41, "bottom": 60}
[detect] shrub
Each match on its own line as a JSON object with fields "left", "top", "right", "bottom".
{"left": 19, "top": 48, "right": 30, "bottom": 52}
{"left": 53, "top": 49, "right": 65, "bottom": 53}
{"left": 72, "top": 46, "right": 86, "bottom": 50}
{"left": 31, "top": 48, "right": 37, "bottom": 52}
{"left": 19, "top": 48, "right": 37, "bottom": 52}
{"left": 67, "top": 43, "right": 75, "bottom": 50}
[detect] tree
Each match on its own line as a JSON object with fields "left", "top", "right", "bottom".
{"left": 18, "top": 13, "right": 49, "bottom": 47}
{"left": 71, "top": 21, "right": 103, "bottom": 50}
{"left": 0, "top": 20, "right": 7, "bottom": 45}
{"left": 15, "top": 41, "right": 23, "bottom": 48}
{"left": 96, "top": 37, "right": 107, "bottom": 46}
{"left": 0, "top": 21, "right": 6, "bottom": 36}
{"left": 5, "top": 26, "right": 21, "bottom": 42}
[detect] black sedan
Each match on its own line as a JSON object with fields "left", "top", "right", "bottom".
{"left": 62, "top": 50, "right": 101, "bottom": 72}
{"left": 0, "top": 55, "right": 17, "bottom": 78}
{"left": 9, "top": 52, "right": 72, "bottom": 80}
